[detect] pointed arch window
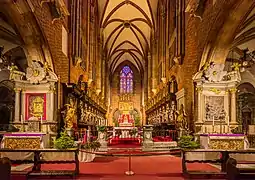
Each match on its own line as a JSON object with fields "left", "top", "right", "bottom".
{"left": 120, "top": 66, "right": 133, "bottom": 94}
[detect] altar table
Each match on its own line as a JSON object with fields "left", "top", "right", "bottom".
{"left": 199, "top": 134, "right": 248, "bottom": 150}
{"left": 1, "top": 133, "right": 47, "bottom": 149}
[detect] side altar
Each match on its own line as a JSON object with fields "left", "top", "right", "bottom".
{"left": 5, "top": 61, "right": 59, "bottom": 148}
{"left": 1, "top": 132, "right": 47, "bottom": 149}
{"left": 193, "top": 63, "right": 247, "bottom": 150}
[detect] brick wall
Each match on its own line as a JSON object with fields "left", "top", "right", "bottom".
{"left": 31, "top": 0, "right": 70, "bottom": 83}
{"left": 166, "top": 0, "right": 239, "bottom": 128}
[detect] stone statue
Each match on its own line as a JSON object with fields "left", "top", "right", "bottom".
{"left": 176, "top": 104, "right": 188, "bottom": 130}
{"left": 202, "top": 62, "right": 227, "bottom": 82}
{"left": 9, "top": 63, "right": 19, "bottom": 80}
{"left": 64, "top": 99, "right": 76, "bottom": 129}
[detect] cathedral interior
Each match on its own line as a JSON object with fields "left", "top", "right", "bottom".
{"left": 1, "top": 0, "right": 255, "bottom": 179}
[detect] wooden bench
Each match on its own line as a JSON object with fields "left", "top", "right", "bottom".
{"left": 182, "top": 149, "right": 255, "bottom": 179}
{"left": 0, "top": 148, "right": 79, "bottom": 179}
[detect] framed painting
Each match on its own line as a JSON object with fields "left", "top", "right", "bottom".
{"left": 25, "top": 93, "right": 46, "bottom": 120}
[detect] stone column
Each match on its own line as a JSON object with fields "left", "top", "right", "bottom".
{"left": 96, "top": 38, "right": 102, "bottom": 95}
{"left": 101, "top": 53, "right": 106, "bottom": 100}
{"left": 147, "top": 53, "right": 152, "bottom": 98}
{"left": 21, "top": 90, "right": 26, "bottom": 118}
{"left": 230, "top": 88, "right": 237, "bottom": 124}
{"left": 196, "top": 88, "right": 203, "bottom": 124}
{"left": 14, "top": 88, "right": 21, "bottom": 123}
{"left": 151, "top": 37, "right": 158, "bottom": 94}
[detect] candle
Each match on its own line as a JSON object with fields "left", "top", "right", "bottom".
{"left": 83, "top": 132, "right": 87, "bottom": 143}
{"left": 227, "top": 116, "right": 230, "bottom": 127}
{"left": 41, "top": 115, "right": 43, "bottom": 124}
{"left": 21, "top": 115, "right": 23, "bottom": 124}
{"left": 212, "top": 116, "right": 215, "bottom": 126}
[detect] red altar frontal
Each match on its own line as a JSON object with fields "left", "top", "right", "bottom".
{"left": 118, "top": 114, "right": 134, "bottom": 127}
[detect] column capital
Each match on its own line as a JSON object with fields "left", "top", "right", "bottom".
{"left": 14, "top": 88, "right": 22, "bottom": 92}
{"left": 229, "top": 88, "right": 237, "bottom": 94}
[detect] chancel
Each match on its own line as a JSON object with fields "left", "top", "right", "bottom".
{"left": 1, "top": 0, "right": 255, "bottom": 179}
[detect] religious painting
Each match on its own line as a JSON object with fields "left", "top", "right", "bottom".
{"left": 25, "top": 93, "right": 46, "bottom": 120}
{"left": 205, "top": 96, "right": 226, "bottom": 121}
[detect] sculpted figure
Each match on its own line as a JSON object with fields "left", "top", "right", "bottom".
{"left": 64, "top": 99, "right": 76, "bottom": 129}
{"left": 9, "top": 63, "right": 19, "bottom": 80}
{"left": 176, "top": 104, "right": 188, "bottom": 130}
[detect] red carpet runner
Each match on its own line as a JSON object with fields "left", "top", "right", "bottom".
{"left": 12, "top": 155, "right": 219, "bottom": 180}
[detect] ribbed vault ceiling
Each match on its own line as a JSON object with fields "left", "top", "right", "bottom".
{"left": 98, "top": 0, "right": 158, "bottom": 74}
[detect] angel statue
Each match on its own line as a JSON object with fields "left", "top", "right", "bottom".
{"left": 176, "top": 104, "right": 188, "bottom": 130}
{"left": 64, "top": 99, "right": 76, "bottom": 129}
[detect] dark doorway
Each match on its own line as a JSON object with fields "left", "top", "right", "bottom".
{"left": 237, "top": 83, "right": 255, "bottom": 134}
{"left": 0, "top": 80, "right": 15, "bottom": 130}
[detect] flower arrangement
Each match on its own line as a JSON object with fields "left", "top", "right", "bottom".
{"left": 54, "top": 131, "right": 75, "bottom": 149}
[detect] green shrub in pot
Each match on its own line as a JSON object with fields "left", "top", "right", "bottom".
{"left": 54, "top": 131, "right": 75, "bottom": 149}
{"left": 177, "top": 135, "right": 200, "bottom": 150}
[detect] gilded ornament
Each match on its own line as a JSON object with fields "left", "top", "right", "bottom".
{"left": 231, "top": 63, "right": 241, "bottom": 71}
{"left": 210, "top": 139, "right": 244, "bottom": 150}
{"left": 4, "top": 138, "right": 41, "bottom": 149}
{"left": 229, "top": 88, "right": 237, "bottom": 93}
{"left": 64, "top": 99, "right": 76, "bottom": 129}
{"left": 30, "top": 96, "right": 44, "bottom": 118}
{"left": 196, "top": 87, "right": 203, "bottom": 92}
{"left": 209, "top": 88, "right": 221, "bottom": 94}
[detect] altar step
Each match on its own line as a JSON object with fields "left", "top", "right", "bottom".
{"left": 143, "top": 141, "right": 178, "bottom": 152}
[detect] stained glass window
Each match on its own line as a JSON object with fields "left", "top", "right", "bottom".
{"left": 120, "top": 66, "right": 133, "bottom": 94}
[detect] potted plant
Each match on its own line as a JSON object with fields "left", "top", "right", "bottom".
{"left": 54, "top": 131, "right": 75, "bottom": 149}
{"left": 177, "top": 135, "right": 200, "bottom": 150}
{"left": 45, "top": 131, "right": 76, "bottom": 161}
{"left": 178, "top": 135, "right": 200, "bottom": 160}
{"left": 79, "top": 141, "right": 101, "bottom": 162}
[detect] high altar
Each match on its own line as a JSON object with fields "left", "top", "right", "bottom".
{"left": 113, "top": 114, "right": 136, "bottom": 138}
{"left": 193, "top": 63, "right": 248, "bottom": 150}
{"left": 1, "top": 61, "right": 58, "bottom": 149}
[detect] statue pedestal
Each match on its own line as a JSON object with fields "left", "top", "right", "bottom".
{"left": 142, "top": 125, "right": 153, "bottom": 151}
{"left": 66, "top": 128, "right": 74, "bottom": 137}
{"left": 97, "top": 132, "right": 107, "bottom": 152}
